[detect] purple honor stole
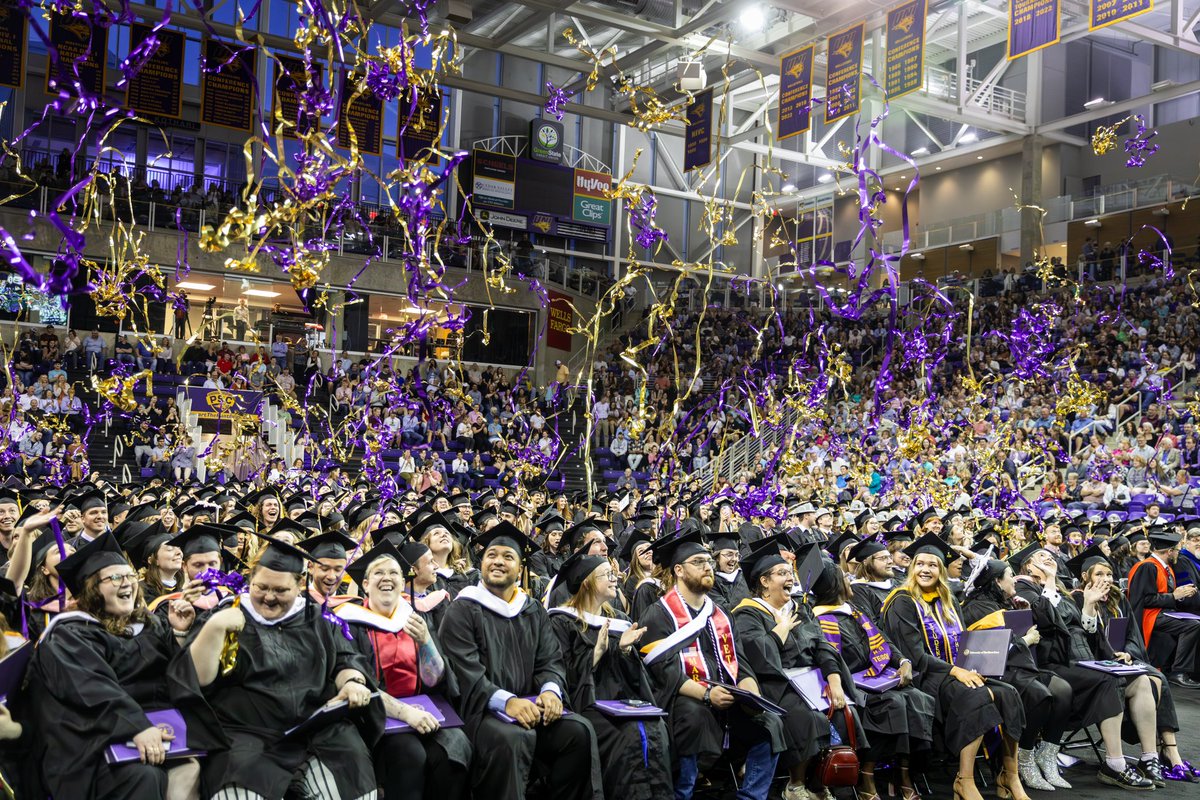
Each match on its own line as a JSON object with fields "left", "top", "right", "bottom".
{"left": 916, "top": 595, "right": 962, "bottom": 665}
{"left": 819, "top": 609, "right": 893, "bottom": 677}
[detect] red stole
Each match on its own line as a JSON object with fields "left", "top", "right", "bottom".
{"left": 662, "top": 589, "right": 739, "bottom": 683}
{"left": 364, "top": 601, "right": 419, "bottom": 697}
{"left": 1128, "top": 557, "right": 1173, "bottom": 646}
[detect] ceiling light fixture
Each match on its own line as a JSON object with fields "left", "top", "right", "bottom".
{"left": 1083, "top": 97, "right": 1113, "bottom": 109}
{"left": 781, "top": 182, "right": 796, "bottom": 192}
{"left": 911, "top": 146, "right": 930, "bottom": 156}
{"left": 242, "top": 288, "right": 282, "bottom": 298}
{"left": 739, "top": 4, "right": 766, "bottom": 30}
{"left": 959, "top": 132, "right": 978, "bottom": 144}
{"left": 817, "top": 173, "right": 833, "bottom": 183}
{"left": 176, "top": 281, "right": 216, "bottom": 291}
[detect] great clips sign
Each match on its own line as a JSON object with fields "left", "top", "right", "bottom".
{"left": 573, "top": 169, "right": 612, "bottom": 227}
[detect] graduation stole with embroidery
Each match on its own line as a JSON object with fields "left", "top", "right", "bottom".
{"left": 662, "top": 588, "right": 739, "bottom": 683}
{"left": 818, "top": 608, "right": 892, "bottom": 677}
{"left": 915, "top": 592, "right": 962, "bottom": 664}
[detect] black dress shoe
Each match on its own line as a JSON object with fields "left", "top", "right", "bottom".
{"left": 1098, "top": 763, "right": 1155, "bottom": 791}
{"left": 1137, "top": 758, "right": 1166, "bottom": 788}
{"left": 1169, "top": 673, "right": 1200, "bottom": 689}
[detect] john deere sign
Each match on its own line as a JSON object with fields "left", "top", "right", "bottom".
{"left": 572, "top": 169, "right": 612, "bottom": 227}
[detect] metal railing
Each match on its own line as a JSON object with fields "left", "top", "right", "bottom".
{"left": 471, "top": 135, "right": 612, "bottom": 173}
{"left": 923, "top": 64, "right": 1027, "bottom": 121}
{"left": 693, "top": 404, "right": 801, "bottom": 492}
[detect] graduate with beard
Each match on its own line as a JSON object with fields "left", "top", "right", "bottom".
{"left": 339, "top": 540, "right": 471, "bottom": 800}
{"left": 639, "top": 530, "right": 784, "bottom": 800}
{"left": 173, "top": 532, "right": 383, "bottom": 800}
{"left": 437, "top": 522, "right": 602, "bottom": 800}
{"left": 548, "top": 549, "right": 673, "bottom": 800}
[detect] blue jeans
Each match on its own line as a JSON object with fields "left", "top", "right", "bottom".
{"left": 675, "top": 740, "right": 777, "bottom": 800}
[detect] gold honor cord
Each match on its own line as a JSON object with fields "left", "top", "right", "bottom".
{"left": 219, "top": 595, "right": 242, "bottom": 676}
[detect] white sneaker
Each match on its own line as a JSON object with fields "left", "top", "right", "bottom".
{"left": 782, "top": 783, "right": 811, "bottom": 800}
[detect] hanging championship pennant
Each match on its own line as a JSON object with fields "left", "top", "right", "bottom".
{"left": 1008, "top": 0, "right": 1060, "bottom": 60}
{"left": 777, "top": 45, "right": 813, "bottom": 140}
{"left": 885, "top": 0, "right": 926, "bottom": 100}
{"left": 825, "top": 24, "right": 864, "bottom": 123}
{"left": 336, "top": 70, "right": 383, "bottom": 155}
{"left": 399, "top": 86, "right": 443, "bottom": 161}
{"left": 201, "top": 39, "right": 256, "bottom": 132}
{"left": 127, "top": 24, "right": 186, "bottom": 119}
{"left": 0, "top": 5, "right": 27, "bottom": 89}
{"left": 47, "top": 15, "right": 107, "bottom": 97}
{"left": 1089, "top": 0, "right": 1152, "bottom": 31}
{"left": 273, "top": 55, "right": 323, "bottom": 138}
{"left": 683, "top": 89, "right": 713, "bottom": 171}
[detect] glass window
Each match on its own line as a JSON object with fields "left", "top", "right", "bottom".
{"left": 146, "top": 134, "right": 196, "bottom": 194}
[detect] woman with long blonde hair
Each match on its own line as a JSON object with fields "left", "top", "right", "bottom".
{"left": 880, "top": 535, "right": 1028, "bottom": 800}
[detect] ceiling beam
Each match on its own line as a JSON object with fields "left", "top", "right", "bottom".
{"left": 1035, "top": 77, "right": 1200, "bottom": 134}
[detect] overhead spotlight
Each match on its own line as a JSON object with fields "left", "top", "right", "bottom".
{"left": 739, "top": 4, "right": 766, "bottom": 31}
{"left": 959, "top": 132, "right": 978, "bottom": 144}
{"left": 1084, "top": 97, "right": 1114, "bottom": 109}
{"left": 781, "top": 182, "right": 796, "bottom": 192}
{"left": 977, "top": 154, "right": 984, "bottom": 159}
{"left": 935, "top": 165, "right": 942, "bottom": 170}
{"left": 1151, "top": 79, "right": 1176, "bottom": 92}
{"left": 817, "top": 173, "right": 833, "bottom": 183}
{"left": 959, "top": 243, "right": 974, "bottom": 252}
{"left": 1084, "top": 218, "right": 1102, "bottom": 227}
{"left": 911, "top": 146, "right": 930, "bottom": 156}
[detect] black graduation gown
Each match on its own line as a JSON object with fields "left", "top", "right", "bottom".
{"left": 438, "top": 590, "right": 603, "bottom": 800}
{"left": 1013, "top": 578, "right": 1124, "bottom": 728}
{"left": 413, "top": 587, "right": 452, "bottom": 634}
{"left": 1071, "top": 590, "right": 1179, "bottom": 738}
{"left": 25, "top": 614, "right": 217, "bottom": 800}
{"left": 437, "top": 568, "right": 478, "bottom": 598}
{"left": 730, "top": 598, "right": 849, "bottom": 767}
{"left": 711, "top": 570, "right": 751, "bottom": 615}
{"left": 548, "top": 609, "right": 673, "bottom": 800}
{"left": 880, "top": 591, "right": 1024, "bottom": 753}
{"left": 529, "top": 550, "right": 564, "bottom": 581}
{"left": 813, "top": 604, "right": 935, "bottom": 759}
{"left": 640, "top": 594, "right": 787, "bottom": 769}
{"left": 630, "top": 579, "right": 662, "bottom": 623}
{"left": 849, "top": 579, "right": 895, "bottom": 624}
{"left": 169, "top": 598, "right": 383, "bottom": 799}
{"left": 345, "top": 603, "right": 472, "bottom": 796}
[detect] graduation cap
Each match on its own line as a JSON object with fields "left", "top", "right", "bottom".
{"left": 914, "top": 508, "right": 940, "bottom": 528}
{"left": 649, "top": 529, "right": 708, "bottom": 568}
{"left": 296, "top": 512, "right": 324, "bottom": 533}
{"left": 557, "top": 550, "right": 610, "bottom": 595}
{"left": 847, "top": 536, "right": 887, "bottom": 563}
{"left": 450, "top": 494, "right": 472, "bottom": 510}
{"left": 55, "top": 532, "right": 129, "bottom": 596}
{"left": 809, "top": 557, "right": 845, "bottom": 604}
{"left": 265, "top": 517, "right": 308, "bottom": 543}
{"left": 740, "top": 536, "right": 789, "bottom": 585}
{"left": 474, "top": 489, "right": 499, "bottom": 509}
{"left": 367, "top": 522, "right": 408, "bottom": 547}
{"left": 814, "top": 507, "right": 834, "bottom": 520}
{"left": 168, "top": 524, "right": 226, "bottom": 558}
{"left": 1007, "top": 542, "right": 1041, "bottom": 573}
{"left": 1065, "top": 544, "right": 1113, "bottom": 582}
{"left": 472, "top": 509, "right": 499, "bottom": 530}
{"left": 618, "top": 529, "right": 653, "bottom": 564}
{"left": 853, "top": 509, "right": 876, "bottom": 529}
{"left": 344, "top": 502, "right": 380, "bottom": 530}
{"left": 791, "top": 542, "right": 826, "bottom": 595}
{"left": 824, "top": 531, "right": 860, "bottom": 560}
{"left": 345, "top": 540, "right": 406, "bottom": 588}
{"left": 470, "top": 521, "right": 538, "bottom": 560}
{"left": 0, "top": 488, "right": 21, "bottom": 509}
{"left": 407, "top": 512, "right": 454, "bottom": 543}
{"left": 67, "top": 489, "right": 107, "bottom": 513}
{"left": 787, "top": 502, "right": 815, "bottom": 517}
{"left": 248, "top": 530, "right": 319, "bottom": 574}
{"left": 563, "top": 520, "right": 605, "bottom": 553}
{"left": 706, "top": 528, "right": 740, "bottom": 554}
{"left": 882, "top": 527, "right": 914, "bottom": 544}
{"left": 124, "top": 503, "right": 162, "bottom": 523}
{"left": 241, "top": 486, "right": 282, "bottom": 508}
{"left": 31, "top": 529, "right": 69, "bottom": 570}
{"left": 902, "top": 532, "right": 959, "bottom": 564}
{"left": 124, "top": 523, "right": 172, "bottom": 567}
{"left": 296, "top": 531, "right": 358, "bottom": 561}
{"left": 225, "top": 511, "right": 258, "bottom": 531}
{"left": 1147, "top": 529, "right": 1182, "bottom": 550}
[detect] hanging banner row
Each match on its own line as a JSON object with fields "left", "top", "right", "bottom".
{"left": 761, "top": 0, "right": 1153, "bottom": 142}
{"left": 1, "top": 13, "right": 446, "bottom": 159}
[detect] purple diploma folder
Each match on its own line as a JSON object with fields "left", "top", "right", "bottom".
{"left": 384, "top": 694, "right": 464, "bottom": 733}
{"left": 104, "top": 709, "right": 206, "bottom": 765}
{"left": 0, "top": 641, "right": 33, "bottom": 705}
{"left": 786, "top": 667, "right": 855, "bottom": 711}
{"left": 1078, "top": 660, "right": 1148, "bottom": 676}
{"left": 1003, "top": 609, "right": 1035, "bottom": 637}
{"left": 593, "top": 700, "right": 669, "bottom": 718}
{"left": 1105, "top": 617, "right": 1131, "bottom": 652}
{"left": 1164, "top": 612, "right": 1200, "bottom": 621}
{"left": 956, "top": 629, "right": 1011, "bottom": 677}
{"left": 853, "top": 668, "right": 900, "bottom": 693}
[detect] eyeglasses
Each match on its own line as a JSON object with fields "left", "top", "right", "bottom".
{"left": 683, "top": 556, "right": 715, "bottom": 569}
{"left": 99, "top": 572, "right": 139, "bottom": 587}
{"left": 596, "top": 571, "right": 618, "bottom": 582}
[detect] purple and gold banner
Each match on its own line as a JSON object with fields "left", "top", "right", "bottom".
{"left": 46, "top": 15, "right": 107, "bottom": 97}
{"left": 885, "top": 0, "right": 926, "bottom": 100}
{"left": 201, "top": 39, "right": 256, "bottom": 132}
{"left": 1089, "top": 0, "right": 1153, "bottom": 30}
{"left": 336, "top": 70, "right": 383, "bottom": 156}
{"left": 273, "top": 55, "right": 323, "bottom": 138}
{"left": 825, "top": 24, "right": 864, "bottom": 123}
{"left": 1008, "top": 0, "right": 1060, "bottom": 60}
{"left": 399, "top": 86, "right": 443, "bottom": 160}
{"left": 186, "top": 387, "right": 263, "bottom": 420}
{"left": 684, "top": 88, "right": 713, "bottom": 171}
{"left": 0, "top": 5, "right": 26, "bottom": 89}
{"left": 127, "top": 24, "right": 185, "bottom": 119}
{"left": 777, "top": 46, "right": 813, "bottom": 140}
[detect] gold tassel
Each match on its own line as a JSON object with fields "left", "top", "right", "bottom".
{"left": 218, "top": 596, "right": 241, "bottom": 676}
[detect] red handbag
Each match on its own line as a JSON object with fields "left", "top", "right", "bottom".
{"left": 815, "top": 705, "right": 860, "bottom": 787}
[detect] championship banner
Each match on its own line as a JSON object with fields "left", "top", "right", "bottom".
{"left": 46, "top": 15, "right": 107, "bottom": 97}
{"left": 201, "top": 39, "right": 256, "bottom": 132}
{"left": 1008, "top": 0, "right": 1060, "bottom": 59}
{"left": 777, "top": 46, "right": 813, "bottom": 140}
{"left": 1089, "top": 0, "right": 1152, "bottom": 30}
{"left": 0, "top": 5, "right": 26, "bottom": 89}
{"left": 885, "top": 0, "right": 926, "bottom": 100}
{"left": 572, "top": 169, "right": 612, "bottom": 227}
{"left": 399, "top": 86, "right": 442, "bottom": 160}
{"left": 127, "top": 24, "right": 185, "bottom": 119}
{"left": 273, "top": 55, "right": 323, "bottom": 138}
{"left": 336, "top": 70, "right": 383, "bottom": 155}
{"left": 683, "top": 88, "right": 713, "bottom": 171}
{"left": 547, "top": 291, "right": 573, "bottom": 351}
{"left": 825, "top": 24, "right": 864, "bottom": 123}
{"left": 186, "top": 387, "right": 263, "bottom": 420}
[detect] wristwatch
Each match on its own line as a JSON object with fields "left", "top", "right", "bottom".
{"left": 345, "top": 675, "right": 368, "bottom": 687}
{"left": 702, "top": 686, "right": 713, "bottom": 707}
